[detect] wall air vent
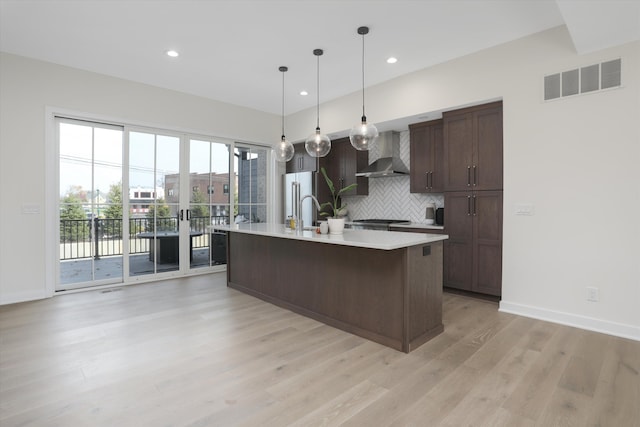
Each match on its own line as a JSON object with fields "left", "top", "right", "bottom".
{"left": 544, "top": 58, "right": 621, "bottom": 101}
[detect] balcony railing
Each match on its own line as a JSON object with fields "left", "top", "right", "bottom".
{"left": 59, "top": 216, "right": 228, "bottom": 260}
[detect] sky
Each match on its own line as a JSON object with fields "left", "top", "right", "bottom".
{"left": 59, "top": 121, "right": 232, "bottom": 200}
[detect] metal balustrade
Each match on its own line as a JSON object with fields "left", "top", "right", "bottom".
{"left": 59, "top": 216, "right": 229, "bottom": 260}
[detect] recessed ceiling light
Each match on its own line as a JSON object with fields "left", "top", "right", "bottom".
{"left": 300, "top": 90, "right": 308, "bottom": 96}
{"left": 166, "top": 50, "right": 179, "bottom": 58}
{"left": 386, "top": 57, "right": 397, "bottom": 64}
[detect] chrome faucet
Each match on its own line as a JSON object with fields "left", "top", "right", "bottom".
{"left": 297, "top": 194, "right": 322, "bottom": 231}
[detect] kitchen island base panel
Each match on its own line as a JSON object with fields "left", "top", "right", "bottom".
{"left": 227, "top": 232, "right": 443, "bottom": 353}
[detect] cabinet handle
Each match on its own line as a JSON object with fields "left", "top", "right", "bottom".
{"left": 430, "top": 171, "right": 434, "bottom": 189}
{"left": 467, "top": 166, "right": 471, "bottom": 186}
{"left": 425, "top": 171, "right": 429, "bottom": 189}
{"left": 473, "top": 165, "right": 477, "bottom": 187}
{"left": 467, "top": 196, "right": 471, "bottom": 215}
{"left": 472, "top": 195, "right": 477, "bottom": 216}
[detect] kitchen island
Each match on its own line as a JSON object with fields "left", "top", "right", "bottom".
{"left": 212, "top": 223, "right": 448, "bottom": 353}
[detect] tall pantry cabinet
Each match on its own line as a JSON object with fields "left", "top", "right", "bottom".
{"left": 443, "top": 101, "right": 503, "bottom": 297}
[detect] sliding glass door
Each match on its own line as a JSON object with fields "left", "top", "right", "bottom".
{"left": 56, "top": 116, "right": 267, "bottom": 290}
{"left": 128, "top": 130, "right": 182, "bottom": 277}
{"left": 58, "top": 118, "right": 124, "bottom": 289}
{"left": 188, "top": 138, "right": 231, "bottom": 270}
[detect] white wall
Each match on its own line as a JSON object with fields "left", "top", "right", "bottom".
{"left": 0, "top": 52, "right": 279, "bottom": 304}
{"left": 1, "top": 25, "right": 638, "bottom": 340}
{"left": 287, "top": 26, "right": 640, "bottom": 340}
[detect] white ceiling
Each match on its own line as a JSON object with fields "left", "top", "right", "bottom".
{"left": 1, "top": 0, "right": 638, "bottom": 116}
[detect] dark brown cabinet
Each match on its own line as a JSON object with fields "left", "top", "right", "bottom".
{"left": 318, "top": 138, "right": 369, "bottom": 210}
{"left": 286, "top": 143, "right": 317, "bottom": 173}
{"left": 409, "top": 119, "right": 444, "bottom": 193}
{"left": 443, "top": 101, "right": 503, "bottom": 191}
{"left": 444, "top": 191, "right": 502, "bottom": 297}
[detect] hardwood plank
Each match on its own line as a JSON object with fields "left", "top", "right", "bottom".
{"left": 557, "top": 330, "right": 609, "bottom": 397}
{"left": 439, "top": 345, "right": 541, "bottom": 426}
{"left": 288, "top": 380, "right": 388, "bottom": 427}
{"left": 585, "top": 337, "right": 640, "bottom": 427}
{"left": 501, "top": 326, "right": 583, "bottom": 422}
{"left": 1, "top": 273, "right": 638, "bottom": 427}
{"left": 535, "top": 387, "right": 592, "bottom": 427}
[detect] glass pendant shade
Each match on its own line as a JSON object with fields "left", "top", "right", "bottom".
{"left": 305, "top": 48, "right": 331, "bottom": 158}
{"left": 349, "top": 26, "right": 378, "bottom": 151}
{"left": 349, "top": 118, "right": 379, "bottom": 151}
{"left": 274, "top": 66, "right": 294, "bottom": 162}
{"left": 275, "top": 135, "right": 294, "bottom": 162}
{"left": 305, "top": 127, "right": 331, "bottom": 158}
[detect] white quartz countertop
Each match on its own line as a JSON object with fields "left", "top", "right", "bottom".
{"left": 209, "top": 223, "right": 447, "bottom": 250}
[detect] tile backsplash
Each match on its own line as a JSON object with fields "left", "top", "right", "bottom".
{"left": 342, "top": 130, "right": 444, "bottom": 223}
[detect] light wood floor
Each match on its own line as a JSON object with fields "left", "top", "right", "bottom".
{"left": 1, "top": 274, "right": 638, "bottom": 427}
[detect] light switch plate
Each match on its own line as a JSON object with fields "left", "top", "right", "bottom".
{"left": 514, "top": 204, "right": 534, "bottom": 216}
{"left": 22, "top": 204, "right": 40, "bottom": 214}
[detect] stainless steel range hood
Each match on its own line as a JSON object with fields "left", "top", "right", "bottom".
{"left": 355, "top": 131, "right": 409, "bottom": 178}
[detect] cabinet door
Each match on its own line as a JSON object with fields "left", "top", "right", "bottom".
{"left": 323, "top": 138, "right": 368, "bottom": 197}
{"left": 472, "top": 191, "right": 502, "bottom": 296}
{"left": 443, "top": 112, "right": 474, "bottom": 191}
{"left": 473, "top": 106, "right": 503, "bottom": 190}
{"left": 431, "top": 124, "right": 444, "bottom": 192}
{"left": 410, "top": 120, "right": 443, "bottom": 193}
{"left": 443, "top": 191, "right": 473, "bottom": 291}
{"left": 410, "top": 124, "right": 430, "bottom": 193}
{"left": 286, "top": 143, "right": 317, "bottom": 173}
{"left": 318, "top": 151, "right": 338, "bottom": 216}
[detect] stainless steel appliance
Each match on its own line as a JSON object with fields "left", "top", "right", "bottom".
{"left": 283, "top": 171, "right": 315, "bottom": 226}
{"left": 348, "top": 219, "right": 411, "bottom": 231}
{"left": 355, "top": 131, "right": 409, "bottom": 178}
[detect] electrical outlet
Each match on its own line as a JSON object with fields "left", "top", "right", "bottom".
{"left": 586, "top": 286, "right": 599, "bottom": 302}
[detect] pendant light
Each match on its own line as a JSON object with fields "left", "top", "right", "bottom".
{"left": 305, "top": 49, "right": 331, "bottom": 158}
{"left": 274, "top": 66, "right": 295, "bottom": 162}
{"left": 349, "top": 26, "right": 378, "bottom": 151}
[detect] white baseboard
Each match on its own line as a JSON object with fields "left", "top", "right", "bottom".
{"left": 499, "top": 300, "right": 640, "bottom": 342}
{"left": 0, "top": 290, "right": 49, "bottom": 306}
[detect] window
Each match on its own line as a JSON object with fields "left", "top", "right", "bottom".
{"left": 223, "top": 184, "right": 229, "bottom": 194}
{"left": 207, "top": 185, "right": 214, "bottom": 194}
{"left": 235, "top": 144, "right": 268, "bottom": 223}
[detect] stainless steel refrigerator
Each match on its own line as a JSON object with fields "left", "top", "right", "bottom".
{"left": 283, "top": 171, "right": 316, "bottom": 227}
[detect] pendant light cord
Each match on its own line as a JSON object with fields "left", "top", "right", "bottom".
{"left": 281, "top": 68, "right": 285, "bottom": 138}
{"left": 316, "top": 52, "right": 320, "bottom": 130}
{"left": 361, "top": 31, "right": 366, "bottom": 119}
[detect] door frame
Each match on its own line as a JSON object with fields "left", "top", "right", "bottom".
{"left": 45, "top": 107, "right": 273, "bottom": 297}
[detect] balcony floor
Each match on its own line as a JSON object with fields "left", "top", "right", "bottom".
{"left": 59, "top": 248, "right": 222, "bottom": 286}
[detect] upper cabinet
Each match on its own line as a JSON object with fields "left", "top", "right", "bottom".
{"left": 409, "top": 119, "right": 444, "bottom": 193}
{"left": 443, "top": 101, "right": 503, "bottom": 191}
{"left": 286, "top": 143, "right": 317, "bottom": 173}
{"left": 318, "top": 138, "right": 369, "bottom": 207}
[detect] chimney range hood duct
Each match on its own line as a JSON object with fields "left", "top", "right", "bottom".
{"left": 355, "top": 131, "right": 409, "bottom": 178}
